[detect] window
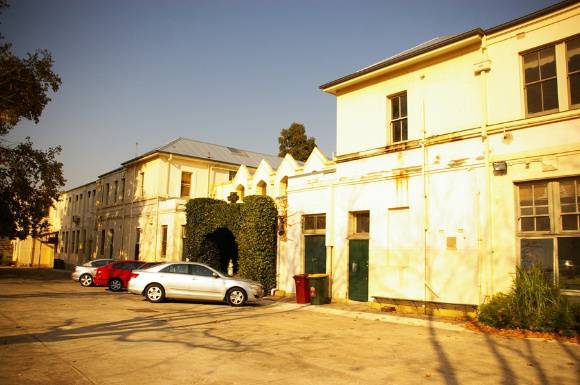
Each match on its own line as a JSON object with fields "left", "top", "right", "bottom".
{"left": 71, "top": 231, "right": 76, "bottom": 254}
{"left": 181, "top": 172, "right": 192, "bottom": 197}
{"left": 105, "top": 183, "right": 110, "bottom": 205}
{"left": 567, "top": 36, "right": 580, "bottom": 107}
{"left": 517, "top": 177, "right": 580, "bottom": 291}
{"left": 113, "top": 180, "right": 118, "bottom": 203}
{"left": 139, "top": 172, "right": 145, "bottom": 197}
{"left": 76, "top": 230, "right": 80, "bottom": 253}
{"left": 389, "top": 92, "right": 407, "bottom": 143}
{"left": 256, "top": 180, "right": 267, "bottom": 196}
{"left": 100, "top": 230, "right": 105, "bottom": 255}
{"left": 191, "top": 264, "right": 214, "bottom": 277}
{"left": 560, "top": 178, "right": 580, "bottom": 231}
{"left": 109, "top": 229, "right": 114, "bottom": 258}
{"left": 161, "top": 263, "right": 189, "bottom": 274}
{"left": 161, "top": 225, "right": 168, "bottom": 257}
{"left": 351, "top": 212, "right": 370, "bottom": 235}
{"left": 518, "top": 182, "right": 550, "bottom": 232}
{"left": 229, "top": 171, "right": 236, "bottom": 181}
{"left": 64, "top": 231, "right": 68, "bottom": 253}
{"left": 523, "top": 46, "right": 558, "bottom": 115}
{"left": 279, "top": 176, "right": 288, "bottom": 197}
{"left": 303, "top": 214, "right": 326, "bottom": 233}
{"left": 121, "top": 178, "right": 125, "bottom": 201}
{"left": 134, "top": 228, "right": 141, "bottom": 260}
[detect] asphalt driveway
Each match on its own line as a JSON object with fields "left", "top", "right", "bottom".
{"left": 0, "top": 268, "right": 577, "bottom": 385}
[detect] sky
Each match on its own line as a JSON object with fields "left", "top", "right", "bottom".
{"left": 2, "top": 0, "right": 558, "bottom": 189}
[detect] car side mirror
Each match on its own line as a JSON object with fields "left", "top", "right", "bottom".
{"left": 212, "top": 272, "right": 219, "bottom": 279}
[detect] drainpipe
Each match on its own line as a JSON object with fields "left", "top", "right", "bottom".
{"left": 421, "top": 95, "right": 429, "bottom": 313}
{"left": 480, "top": 36, "right": 494, "bottom": 299}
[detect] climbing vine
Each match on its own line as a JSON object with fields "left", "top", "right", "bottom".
{"left": 184, "top": 196, "right": 277, "bottom": 290}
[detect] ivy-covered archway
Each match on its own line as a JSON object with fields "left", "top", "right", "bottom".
{"left": 184, "top": 196, "right": 277, "bottom": 290}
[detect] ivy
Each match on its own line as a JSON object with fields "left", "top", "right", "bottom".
{"left": 184, "top": 196, "right": 277, "bottom": 290}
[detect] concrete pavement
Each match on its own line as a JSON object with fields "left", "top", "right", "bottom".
{"left": 0, "top": 268, "right": 578, "bottom": 385}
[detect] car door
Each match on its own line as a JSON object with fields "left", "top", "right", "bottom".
{"left": 158, "top": 264, "right": 193, "bottom": 297}
{"left": 190, "top": 264, "right": 226, "bottom": 300}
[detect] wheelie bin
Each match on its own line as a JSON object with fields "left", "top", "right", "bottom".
{"left": 293, "top": 274, "right": 310, "bottom": 304}
{"left": 308, "top": 274, "right": 331, "bottom": 305}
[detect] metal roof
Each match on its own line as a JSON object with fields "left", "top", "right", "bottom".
{"left": 320, "top": 0, "right": 578, "bottom": 91}
{"left": 122, "top": 137, "right": 283, "bottom": 169}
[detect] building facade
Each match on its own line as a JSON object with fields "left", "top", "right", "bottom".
{"left": 216, "top": 1, "right": 580, "bottom": 307}
{"left": 46, "top": 138, "right": 281, "bottom": 268}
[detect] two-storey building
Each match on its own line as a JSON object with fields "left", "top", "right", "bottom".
{"left": 215, "top": 1, "right": 580, "bottom": 310}
{"left": 48, "top": 138, "right": 281, "bottom": 268}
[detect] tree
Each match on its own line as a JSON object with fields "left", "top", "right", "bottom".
{"left": 0, "top": 0, "right": 65, "bottom": 239}
{"left": 277, "top": 122, "right": 316, "bottom": 162}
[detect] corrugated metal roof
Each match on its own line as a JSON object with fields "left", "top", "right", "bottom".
{"left": 357, "top": 35, "right": 456, "bottom": 72}
{"left": 123, "top": 137, "right": 283, "bottom": 169}
{"left": 320, "top": 0, "right": 579, "bottom": 91}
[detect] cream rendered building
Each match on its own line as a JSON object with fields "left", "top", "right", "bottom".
{"left": 50, "top": 138, "right": 281, "bottom": 268}
{"left": 216, "top": 1, "right": 580, "bottom": 307}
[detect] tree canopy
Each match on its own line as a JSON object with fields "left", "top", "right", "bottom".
{"left": 0, "top": 0, "right": 65, "bottom": 239}
{"left": 277, "top": 122, "right": 316, "bottom": 162}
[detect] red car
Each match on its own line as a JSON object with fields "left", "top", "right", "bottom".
{"left": 94, "top": 261, "right": 160, "bottom": 291}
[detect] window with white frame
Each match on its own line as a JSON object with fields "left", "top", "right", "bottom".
{"left": 389, "top": 92, "right": 407, "bottom": 143}
{"left": 522, "top": 35, "right": 580, "bottom": 116}
{"left": 517, "top": 177, "right": 580, "bottom": 291}
{"left": 567, "top": 36, "right": 580, "bottom": 107}
{"left": 523, "top": 45, "right": 558, "bottom": 115}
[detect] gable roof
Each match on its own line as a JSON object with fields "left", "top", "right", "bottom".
{"left": 122, "top": 137, "right": 283, "bottom": 169}
{"left": 320, "top": 0, "right": 577, "bottom": 91}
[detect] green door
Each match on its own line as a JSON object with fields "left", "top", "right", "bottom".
{"left": 305, "top": 235, "right": 326, "bottom": 274}
{"left": 349, "top": 239, "right": 369, "bottom": 302}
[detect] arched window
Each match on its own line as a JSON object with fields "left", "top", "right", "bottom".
{"left": 256, "top": 180, "right": 267, "bottom": 196}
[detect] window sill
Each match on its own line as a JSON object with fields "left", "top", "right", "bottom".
{"left": 525, "top": 108, "right": 560, "bottom": 119}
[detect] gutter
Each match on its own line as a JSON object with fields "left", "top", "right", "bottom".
{"left": 320, "top": 29, "right": 484, "bottom": 93}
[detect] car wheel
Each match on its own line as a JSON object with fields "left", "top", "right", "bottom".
{"left": 145, "top": 284, "right": 165, "bottom": 303}
{"left": 109, "top": 278, "right": 123, "bottom": 292}
{"left": 226, "top": 287, "right": 247, "bottom": 307}
{"left": 79, "top": 274, "right": 93, "bottom": 287}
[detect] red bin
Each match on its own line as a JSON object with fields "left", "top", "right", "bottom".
{"left": 293, "top": 274, "right": 310, "bottom": 304}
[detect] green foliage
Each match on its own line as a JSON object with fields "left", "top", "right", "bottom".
{"left": 478, "top": 265, "right": 578, "bottom": 333}
{"left": 185, "top": 196, "right": 278, "bottom": 290}
{"left": 278, "top": 122, "right": 316, "bottom": 162}
{"left": 0, "top": 138, "right": 65, "bottom": 239}
{"left": 0, "top": 1, "right": 65, "bottom": 239}
{"left": 238, "top": 196, "right": 278, "bottom": 291}
{"left": 184, "top": 198, "right": 234, "bottom": 268}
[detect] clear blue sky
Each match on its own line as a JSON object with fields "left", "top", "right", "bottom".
{"left": 3, "top": 0, "right": 556, "bottom": 189}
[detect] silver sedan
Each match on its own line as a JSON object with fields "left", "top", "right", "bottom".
{"left": 127, "top": 262, "right": 264, "bottom": 306}
{"left": 71, "top": 259, "right": 114, "bottom": 287}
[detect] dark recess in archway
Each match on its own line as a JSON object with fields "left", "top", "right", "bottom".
{"left": 200, "top": 227, "right": 238, "bottom": 274}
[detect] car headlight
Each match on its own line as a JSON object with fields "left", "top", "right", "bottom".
{"left": 250, "top": 284, "right": 262, "bottom": 292}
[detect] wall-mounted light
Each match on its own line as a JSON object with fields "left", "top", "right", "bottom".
{"left": 492, "top": 161, "right": 507, "bottom": 173}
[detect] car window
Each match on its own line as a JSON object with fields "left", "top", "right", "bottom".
{"left": 114, "top": 262, "right": 130, "bottom": 270}
{"left": 191, "top": 264, "right": 214, "bottom": 277}
{"left": 161, "top": 264, "right": 190, "bottom": 275}
{"left": 93, "top": 260, "right": 112, "bottom": 267}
